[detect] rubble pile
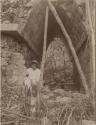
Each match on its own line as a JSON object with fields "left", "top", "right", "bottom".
{"left": 32, "top": 87, "right": 93, "bottom": 125}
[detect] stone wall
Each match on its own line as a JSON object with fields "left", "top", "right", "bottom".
{"left": 1, "top": 34, "right": 36, "bottom": 87}
{"left": 1, "top": 34, "right": 37, "bottom": 108}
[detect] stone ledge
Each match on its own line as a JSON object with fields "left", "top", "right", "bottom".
{"left": 1, "top": 24, "right": 18, "bottom": 32}
{"left": 1, "top": 23, "right": 40, "bottom": 58}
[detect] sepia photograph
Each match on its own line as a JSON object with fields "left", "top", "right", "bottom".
{"left": 0, "top": 0, "right": 96, "bottom": 125}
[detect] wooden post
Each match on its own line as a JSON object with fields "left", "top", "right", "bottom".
{"left": 85, "top": 0, "right": 96, "bottom": 121}
{"left": 46, "top": 0, "right": 89, "bottom": 95}
{"left": 36, "top": 6, "right": 49, "bottom": 123}
{"left": 40, "top": 6, "right": 49, "bottom": 86}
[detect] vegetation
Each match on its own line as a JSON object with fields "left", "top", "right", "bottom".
{"left": 1, "top": 0, "right": 96, "bottom": 124}
{"left": 1, "top": 0, "right": 33, "bottom": 23}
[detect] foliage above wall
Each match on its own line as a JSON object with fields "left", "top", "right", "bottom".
{"left": 1, "top": 0, "right": 33, "bottom": 23}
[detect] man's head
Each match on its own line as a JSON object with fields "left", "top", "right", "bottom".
{"left": 31, "top": 60, "right": 38, "bottom": 70}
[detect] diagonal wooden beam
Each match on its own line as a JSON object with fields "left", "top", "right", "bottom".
{"left": 46, "top": 0, "right": 89, "bottom": 95}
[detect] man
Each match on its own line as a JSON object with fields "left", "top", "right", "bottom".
{"left": 24, "top": 60, "right": 40, "bottom": 116}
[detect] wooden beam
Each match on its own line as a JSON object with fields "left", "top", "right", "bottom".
{"left": 37, "top": 6, "right": 49, "bottom": 121}
{"left": 46, "top": 0, "right": 89, "bottom": 95}
{"left": 40, "top": 6, "right": 49, "bottom": 84}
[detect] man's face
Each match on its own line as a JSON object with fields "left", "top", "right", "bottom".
{"left": 31, "top": 63, "right": 37, "bottom": 70}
